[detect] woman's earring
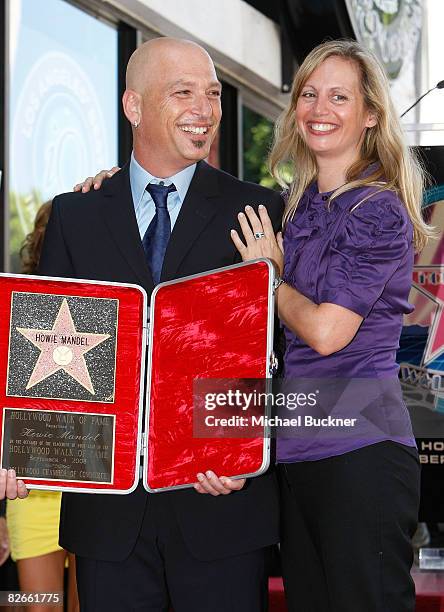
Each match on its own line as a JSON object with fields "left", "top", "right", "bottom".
{"left": 133, "top": 120, "right": 139, "bottom": 128}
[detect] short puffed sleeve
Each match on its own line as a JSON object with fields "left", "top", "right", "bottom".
{"left": 319, "top": 195, "right": 413, "bottom": 318}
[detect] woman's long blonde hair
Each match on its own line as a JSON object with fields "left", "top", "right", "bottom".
{"left": 269, "top": 39, "right": 432, "bottom": 251}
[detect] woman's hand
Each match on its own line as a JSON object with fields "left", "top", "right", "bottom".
{"left": 231, "top": 205, "right": 284, "bottom": 275}
{"left": 73, "top": 167, "right": 121, "bottom": 193}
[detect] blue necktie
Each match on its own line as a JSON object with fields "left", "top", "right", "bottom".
{"left": 142, "top": 183, "right": 176, "bottom": 285}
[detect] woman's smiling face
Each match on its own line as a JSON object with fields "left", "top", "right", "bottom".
{"left": 295, "top": 55, "right": 376, "bottom": 164}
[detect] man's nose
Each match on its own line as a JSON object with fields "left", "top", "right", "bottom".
{"left": 192, "top": 94, "right": 213, "bottom": 117}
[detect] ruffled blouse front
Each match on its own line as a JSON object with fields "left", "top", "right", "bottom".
{"left": 279, "top": 182, "right": 416, "bottom": 462}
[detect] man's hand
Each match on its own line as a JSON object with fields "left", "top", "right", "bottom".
{"left": 73, "top": 167, "right": 121, "bottom": 193}
{"left": 0, "top": 517, "right": 9, "bottom": 565}
{"left": 0, "top": 469, "right": 29, "bottom": 500}
{"left": 194, "top": 471, "right": 246, "bottom": 495}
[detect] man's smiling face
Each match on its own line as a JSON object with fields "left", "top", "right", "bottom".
{"left": 137, "top": 43, "right": 222, "bottom": 176}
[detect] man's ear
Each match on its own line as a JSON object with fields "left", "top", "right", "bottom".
{"left": 122, "top": 89, "right": 141, "bottom": 127}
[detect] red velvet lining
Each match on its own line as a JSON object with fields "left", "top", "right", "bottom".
{"left": 147, "top": 261, "right": 271, "bottom": 490}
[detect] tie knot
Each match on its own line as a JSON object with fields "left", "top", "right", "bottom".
{"left": 146, "top": 183, "right": 177, "bottom": 209}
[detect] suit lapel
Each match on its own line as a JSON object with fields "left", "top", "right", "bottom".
{"left": 161, "top": 161, "right": 220, "bottom": 281}
{"left": 99, "top": 163, "right": 154, "bottom": 292}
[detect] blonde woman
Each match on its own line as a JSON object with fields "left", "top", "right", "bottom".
{"left": 231, "top": 40, "right": 431, "bottom": 611}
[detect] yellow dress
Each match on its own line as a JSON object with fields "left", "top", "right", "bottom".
{"left": 6, "top": 490, "right": 63, "bottom": 561}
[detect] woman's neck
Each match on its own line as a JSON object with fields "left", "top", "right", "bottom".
{"left": 317, "top": 167, "right": 346, "bottom": 193}
{"left": 316, "top": 151, "right": 359, "bottom": 193}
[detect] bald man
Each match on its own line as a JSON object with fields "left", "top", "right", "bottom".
{"left": 37, "top": 38, "right": 283, "bottom": 611}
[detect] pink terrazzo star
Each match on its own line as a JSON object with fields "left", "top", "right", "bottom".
{"left": 16, "top": 298, "right": 110, "bottom": 394}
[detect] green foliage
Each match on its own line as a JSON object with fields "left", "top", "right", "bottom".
{"left": 243, "top": 106, "right": 277, "bottom": 189}
{"left": 242, "top": 107, "right": 293, "bottom": 191}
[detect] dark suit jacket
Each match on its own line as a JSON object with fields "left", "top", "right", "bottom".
{"left": 38, "top": 160, "right": 284, "bottom": 562}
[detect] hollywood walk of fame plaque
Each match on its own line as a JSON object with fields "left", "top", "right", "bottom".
{"left": 7, "top": 292, "right": 118, "bottom": 402}
{"left": 0, "top": 274, "right": 147, "bottom": 493}
{"left": 2, "top": 408, "right": 115, "bottom": 484}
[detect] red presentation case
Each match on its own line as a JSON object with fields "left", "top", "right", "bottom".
{"left": 0, "top": 260, "right": 275, "bottom": 494}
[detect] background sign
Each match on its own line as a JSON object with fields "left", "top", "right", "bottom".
{"left": 398, "top": 146, "right": 444, "bottom": 520}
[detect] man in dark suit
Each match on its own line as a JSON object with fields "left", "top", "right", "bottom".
{"left": 20, "top": 38, "right": 283, "bottom": 611}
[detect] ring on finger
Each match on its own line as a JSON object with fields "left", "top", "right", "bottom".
{"left": 254, "top": 232, "right": 266, "bottom": 239}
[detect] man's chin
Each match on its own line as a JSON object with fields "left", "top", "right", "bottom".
{"left": 181, "top": 145, "right": 212, "bottom": 162}
{"left": 191, "top": 140, "right": 206, "bottom": 150}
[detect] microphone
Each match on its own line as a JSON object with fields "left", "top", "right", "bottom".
{"left": 401, "top": 80, "right": 444, "bottom": 118}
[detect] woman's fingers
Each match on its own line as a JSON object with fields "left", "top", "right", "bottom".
{"left": 244, "top": 206, "right": 266, "bottom": 237}
{"left": 258, "top": 205, "right": 276, "bottom": 237}
{"left": 232, "top": 205, "right": 280, "bottom": 263}
{"left": 230, "top": 229, "right": 247, "bottom": 255}
{"left": 237, "top": 212, "right": 255, "bottom": 245}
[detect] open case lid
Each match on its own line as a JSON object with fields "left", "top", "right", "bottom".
{"left": 143, "top": 259, "right": 275, "bottom": 492}
{"left": 0, "top": 273, "right": 147, "bottom": 494}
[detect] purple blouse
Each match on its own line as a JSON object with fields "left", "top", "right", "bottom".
{"left": 277, "top": 182, "right": 416, "bottom": 463}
